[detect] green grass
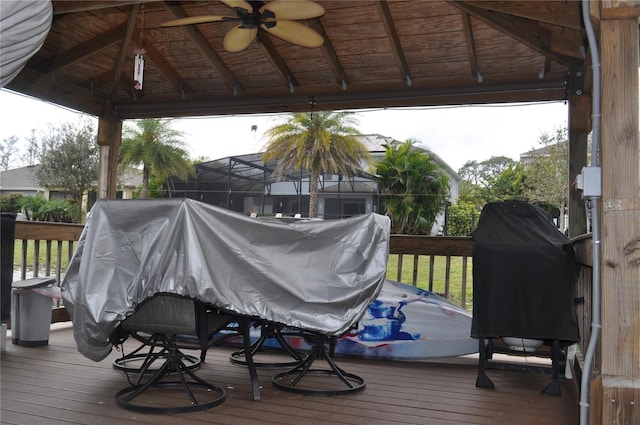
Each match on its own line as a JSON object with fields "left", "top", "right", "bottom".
{"left": 386, "top": 254, "right": 473, "bottom": 311}
{"left": 12, "top": 240, "right": 74, "bottom": 277}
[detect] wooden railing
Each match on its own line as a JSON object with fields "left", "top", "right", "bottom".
{"left": 388, "top": 235, "right": 474, "bottom": 309}
{"left": 13, "top": 220, "right": 84, "bottom": 322}
{"left": 11, "top": 221, "right": 475, "bottom": 324}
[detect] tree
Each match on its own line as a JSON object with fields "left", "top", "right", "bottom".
{"left": 522, "top": 127, "right": 568, "bottom": 229}
{"left": 458, "top": 156, "right": 514, "bottom": 187}
{"left": 0, "top": 136, "right": 19, "bottom": 170}
{"left": 262, "top": 111, "right": 370, "bottom": 218}
{"left": 21, "top": 129, "right": 40, "bottom": 166}
{"left": 34, "top": 120, "right": 99, "bottom": 220}
{"left": 447, "top": 200, "right": 479, "bottom": 236}
{"left": 376, "top": 139, "right": 450, "bottom": 234}
{"left": 483, "top": 162, "right": 528, "bottom": 201}
{"left": 120, "top": 119, "right": 192, "bottom": 199}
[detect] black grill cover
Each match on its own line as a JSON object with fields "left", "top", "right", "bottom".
{"left": 471, "top": 201, "right": 580, "bottom": 342}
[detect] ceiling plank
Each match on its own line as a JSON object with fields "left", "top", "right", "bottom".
{"left": 306, "top": 20, "right": 349, "bottom": 89}
{"left": 449, "top": 1, "right": 581, "bottom": 67}
{"left": 163, "top": 1, "right": 240, "bottom": 93}
{"left": 375, "top": 1, "right": 412, "bottom": 86}
{"left": 466, "top": 1, "right": 583, "bottom": 30}
{"left": 460, "top": 12, "right": 481, "bottom": 80}
{"left": 142, "top": 40, "right": 193, "bottom": 97}
{"left": 44, "top": 22, "right": 127, "bottom": 73}
{"left": 256, "top": 32, "right": 299, "bottom": 91}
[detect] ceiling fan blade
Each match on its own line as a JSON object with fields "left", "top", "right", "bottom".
{"left": 262, "top": 20, "right": 323, "bottom": 48}
{"left": 220, "top": 0, "right": 252, "bottom": 12}
{"left": 162, "top": 15, "right": 236, "bottom": 27}
{"left": 260, "top": 1, "right": 325, "bottom": 20}
{"left": 223, "top": 26, "right": 258, "bottom": 52}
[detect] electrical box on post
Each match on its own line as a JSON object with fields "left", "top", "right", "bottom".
{"left": 581, "top": 166, "right": 602, "bottom": 198}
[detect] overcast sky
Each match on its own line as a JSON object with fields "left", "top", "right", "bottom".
{"left": 0, "top": 89, "right": 568, "bottom": 172}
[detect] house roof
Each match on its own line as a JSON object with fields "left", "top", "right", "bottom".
{"left": 0, "top": 166, "right": 42, "bottom": 192}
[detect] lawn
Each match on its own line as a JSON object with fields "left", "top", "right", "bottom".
{"left": 386, "top": 254, "right": 473, "bottom": 311}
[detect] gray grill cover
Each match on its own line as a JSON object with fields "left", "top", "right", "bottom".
{"left": 62, "top": 199, "right": 390, "bottom": 361}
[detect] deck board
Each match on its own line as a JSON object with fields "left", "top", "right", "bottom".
{"left": 2, "top": 324, "right": 579, "bottom": 425}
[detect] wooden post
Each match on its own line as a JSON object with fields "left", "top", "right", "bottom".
{"left": 597, "top": 2, "right": 640, "bottom": 424}
{"left": 96, "top": 114, "right": 123, "bottom": 199}
{"left": 568, "top": 86, "right": 591, "bottom": 238}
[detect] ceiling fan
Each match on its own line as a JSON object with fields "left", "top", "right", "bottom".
{"left": 162, "top": 0, "right": 325, "bottom": 52}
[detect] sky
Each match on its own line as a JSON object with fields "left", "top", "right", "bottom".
{"left": 0, "top": 89, "right": 568, "bottom": 173}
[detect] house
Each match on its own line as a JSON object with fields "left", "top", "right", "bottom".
{"left": 0, "top": 165, "right": 143, "bottom": 214}
{"left": 169, "top": 134, "right": 460, "bottom": 235}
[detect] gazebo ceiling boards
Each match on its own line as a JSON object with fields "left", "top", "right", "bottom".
{"left": 7, "top": 1, "right": 585, "bottom": 119}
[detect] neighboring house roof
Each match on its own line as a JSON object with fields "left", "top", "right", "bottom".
{"left": 358, "top": 134, "right": 461, "bottom": 181}
{"left": 0, "top": 165, "right": 42, "bottom": 192}
{"left": 0, "top": 165, "right": 143, "bottom": 193}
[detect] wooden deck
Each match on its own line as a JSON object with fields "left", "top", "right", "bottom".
{"left": 2, "top": 324, "right": 579, "bottom": 425}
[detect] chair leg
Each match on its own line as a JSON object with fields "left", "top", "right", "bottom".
{"left": 238, "top": 318, "right": 261, "bottom": 401}
{"left": 230, "top": 322, "right": 307, "bottom": 368}
{"left": 115, "top": 344, "right": 225, "bottom": 414}
{"left": 271, "top": 333, "right": 366, "bottom": 396}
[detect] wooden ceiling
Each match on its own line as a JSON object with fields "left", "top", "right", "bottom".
{"left": 7, "top": 1, "right": 586, "bottom": 119}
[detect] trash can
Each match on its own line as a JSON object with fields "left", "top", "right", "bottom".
{"left": 11, "top": 277, "right": 57, "bottom": 346}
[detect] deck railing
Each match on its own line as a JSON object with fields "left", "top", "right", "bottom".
{"left": 11, "top": 221, "right": 476, "bottom": 323}
{"left": 13, "top": 220, "right": 84, "bottom": 322}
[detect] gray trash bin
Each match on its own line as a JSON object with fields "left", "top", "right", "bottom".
{"left": 11, "top": 277, "right": 56, "bottom": 346}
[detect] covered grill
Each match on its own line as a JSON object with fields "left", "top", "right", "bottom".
{"left": 470, "top": 201, "right": 580, "bottom": 395}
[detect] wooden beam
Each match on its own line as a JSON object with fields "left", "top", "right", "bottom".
{"left": 567, "top": 92, "right": 590, "bottom": 238}
{"left": 113, "top": 79, "right": 568, "bottom": 118}
{"left": 5, "top": 66, "right": 105, "bottom": 116}
{"left": 256, "top": 32, "right": 299, "bottom": 91}
{"left": 108, "top": 4, "right": 139, "bottom": 101}
{"left": 376, "top": 1, "right": 412, "bottom": 85}
{"left": 449, "top": 1, "right": 581, "bottom": 67}
{"left": 163, "top": 1, "right": 240, "bottom": 93}
{"left": 599, "top": 9, "right": 640, "bottom": 425}
{"left": 44, "top": 22, "right": 127, "bottom": 73}
{"left": 466, "top": 1, "right": 583, "bottom": 30}
{"left": 460, "top": 12, "right": 481, "bottom": 80}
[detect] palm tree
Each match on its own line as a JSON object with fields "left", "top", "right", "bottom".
{"left": 262, "top": 111, "right": 370, "bottom": 218}
{"left": 120, "top": 119, "right": 192, "bottom": 199}
{"left": 376, "top": 139, "right": 450, "bottom": 234}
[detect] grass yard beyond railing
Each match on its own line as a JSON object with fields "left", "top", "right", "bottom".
{"left": 11, "top": 221, "right": 475, "bottom": 325}
{"left": 388, "top": 235, "right": 474, "bottom": 310}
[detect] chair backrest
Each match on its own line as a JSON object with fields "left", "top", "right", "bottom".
{"left": 120, "top": 294, "right": 198, "bottom": 337}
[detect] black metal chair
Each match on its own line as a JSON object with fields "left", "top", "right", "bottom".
{"left": 111, "top": 293, "right": 259, "bottom": 413}
{"left": 271, "top": 331, "right": 366, "bottom": 396}
{"left": 229, "top": 321, "right": 308, "bottom": 368}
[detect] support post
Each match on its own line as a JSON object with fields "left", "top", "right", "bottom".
{"left": 97, "top": 114, "right": 123, "bottom": 199}
{"left": 597, "top": 3, "right": 640, "bottom": 424}
{"left": 567, "top": 76, "right": 591, "bottom": 237}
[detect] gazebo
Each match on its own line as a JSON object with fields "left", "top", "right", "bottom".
{"left": 2, "top": 1, "right": 638, "bottom": 424}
